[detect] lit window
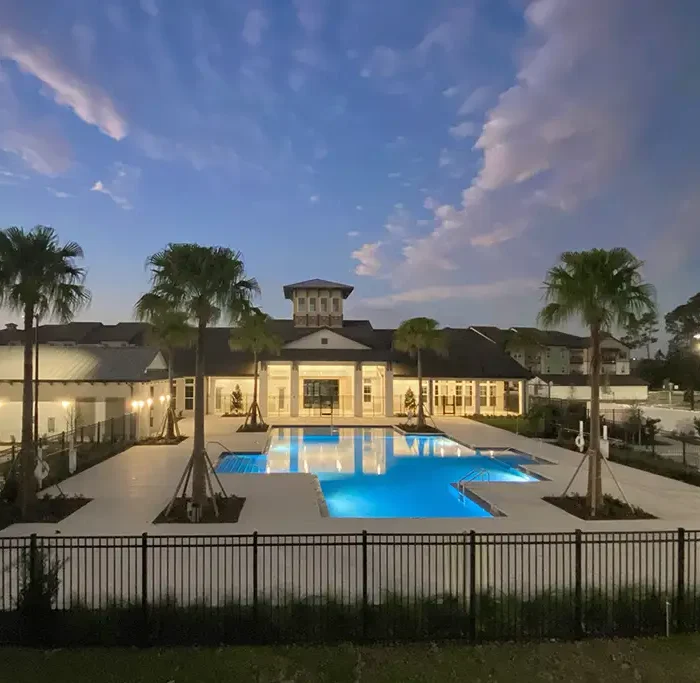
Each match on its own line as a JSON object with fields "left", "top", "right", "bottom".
{"left": 363, "top": 380, "right": 372, "bottom": 403}
{"left": 309, "top": 298, "right": 317, "bottom": 312}
{"left": 455, "top": 384, "right": 463, "bottom": 407}
{"left": 47, "top": 417, "right": 56, "bottom": 434}
{"left": 185, "top": 378, "right": 194, "bottom": 410}
{"left": 332, "top": 298, "right": 340, "bottom": 313}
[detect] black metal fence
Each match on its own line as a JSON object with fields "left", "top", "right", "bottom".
{"left": 2, "top": 529, "right": 700, "bottom": 646}
{"left": 0, "top": 413, "right": 139, "bottom": 492}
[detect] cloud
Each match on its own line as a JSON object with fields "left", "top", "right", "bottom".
{"left": 0, "top": 32, "right": 127, "bottom": 140}
{"left": 358, "top": 278, "right": 540, "bottom": 308}
{"left": 361, "top": 47, "right": 400, "bottom": 79}
{"left": 388, "top": 171, "right": 401, "bottom": 178}
{"left": 458, "top": 86, "right": 492, "bottom": 115}
{"left": 294, "top": 0, "right": 324, "bottom": 34}
{"left": 0, "top": 169, "right": 28, "bottom": 180}
{"left": 309, "top": 194, "right": 320, "bottom": 204}
{"left": 355, "top": 205, "right": 363, "bottom": 211}
{"left": 347, "top": 230, "right": 360, "bottom": 237}
{"left": 140, "top": 0, "right": 159, "bottom": 17}
{"left": 385, "top": 206, "right": 413, "bottom": 237}
{"left": 352, "top": 241, "right": 383, "bottom": 276}
{"left": 443, "top": 86, "right": 459, "bottom": 98}
{"left": 449, "top": 121, "right": 477, "bottom": 139}
{"left": 90, "top": 162, "right": 140, "bottom": 209}
{"left": 383, "top": 0, "right": 695, "bottom": 286}
{"left": 47, "top": 187, "right": 71, "bottom": 198}
{"left": 242, "top": 9, "right": 268, "bottom": 46}
{"left": 438, "top": 148, "right": 453, "bottom": 168}
{"left": 0, "top": 126, "right": 72, "bottom": 175}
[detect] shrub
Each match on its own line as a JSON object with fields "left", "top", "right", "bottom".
{"left": 404, "top": 388, "right": 417, "bottom": 413}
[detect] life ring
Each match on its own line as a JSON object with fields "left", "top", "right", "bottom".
{"left": 574, "top": 434, "right": 585, "bottom": 450}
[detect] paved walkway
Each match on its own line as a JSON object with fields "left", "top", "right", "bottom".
{"left": 4, "top": 415, "right": 700, "bottom": 536}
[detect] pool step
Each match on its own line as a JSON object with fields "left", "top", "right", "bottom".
{"left": 216, "top": 455, "right": 267, "bottom": 474}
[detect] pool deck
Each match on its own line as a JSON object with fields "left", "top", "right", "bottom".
{"left": 3, "top": 415, "right": 700, "bottom": 536}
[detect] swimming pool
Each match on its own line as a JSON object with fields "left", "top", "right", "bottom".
{"left": 216, "top": 427, "right": 543, "bottom": 519}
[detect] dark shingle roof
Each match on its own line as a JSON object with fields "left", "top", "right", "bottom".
{"left": 534, "top": 374, "right": 649, "bottom": 386}
{"left": 81, "top": 322, "right": 151, "bottom": 345}
{"left": 283, "top": 279, "right": 354, "bottom": 300}
{"left": 171, "top": 323, "right": 532, "bottom": 379}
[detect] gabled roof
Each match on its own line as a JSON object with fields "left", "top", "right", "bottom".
{"left": 0, "top": 346, "right": 165, "bottom": 382}
{"left": 283, "top": 279, "right": 354, "bottom": 300}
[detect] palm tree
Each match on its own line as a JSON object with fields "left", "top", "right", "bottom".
{"left": 229, "top": 311, "right": 282, "bottom": 428}
{"left": 393, "top": 318, "right": 446, "bottom": 428}
{"left": 0, "top": 226, "right": 90, "bottom": 517}
{"left": 143, "top": 243, "right": 258, "bottom": 509}
{"left": 539, "top": 248, "right": 655, "bottom": 517}
{"left": 134, "top": 293, "right": 194, "bottom": 440}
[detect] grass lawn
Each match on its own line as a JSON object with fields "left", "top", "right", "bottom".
{"left": 467, "top": 414, "right": 540, "bottom": 436}
{"left": 6, "top": 637, "right": 700, "bottom": 682}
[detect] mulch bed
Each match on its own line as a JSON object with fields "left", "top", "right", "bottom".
{"left": 138, "top": 435, "right": 188, "bottom": 446}
{"left": 153, "top": 495, "right": 246, "bottom": 524}
{"left": 396, "top": 424, "right": 445, "bottom": 435}
{"left": 0, "top": 495, "right": 92, "bottom": 530}
{"left": 544, "top": 494, "right": 655, "bottom": 520}
{"left": 236, "top": 424, "right": 269, "bottom": 433}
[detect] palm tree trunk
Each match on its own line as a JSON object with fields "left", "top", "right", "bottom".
{"left": 251, "top": 351, "right": 259, "bottom": 427}
{"left": 416, "top": 350, "right": 424, "bottom": 428}
{"left": 191, "top": 319, "right": 207, "bottom": 507}
{"left": 166, "top": 348, "right": 175, "bottom": 440}
{"left": 588, "top": 323, "right": 602, "bottom": 516}
{"left": 19, "top": 306, "right": 37, "bottom": 517}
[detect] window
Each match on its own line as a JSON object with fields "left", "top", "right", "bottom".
{"left": 332, "top": 298, "right": 340, "bottom": 313}
{"left": 47, "top": 417, "right": 56, "bottom": 434}
{"left": 479, "top": 384, "right": 487, "bottom": 402}
{"left": 309, "top": 298, "right": 317, "bottom": 312}
{"left": 363, "top": 379, "right": 372, "bottom": 404}
{"left": 489, "top": 384, "right": 497, "bottom": 407}
{"left": 185, "top": 378, "right": 194, "bottom": 410}
{"left": 297, "top": 297, "right": 306, "bottom": 312}
{"left": 215, "top": 387, "right": 223, "bottom": 411}
{"left": 321, "top": 337, "right": 329, "bottom": 345}
{"left": 278, "top": 387, "right": 286, "bottom": 410}
{"left": 455, "top": 383, "right": 463, "bottom": 407}
{"left": 465, "top": 383, "right": 473, "bottom": 407}
{"left": 320, "top": 298, "right": 328, "bottom": 313}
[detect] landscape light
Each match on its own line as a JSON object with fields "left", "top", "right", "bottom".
{"left": 138, "top": 400, "right": 145, "bottom": 409}
{"left": 61, "top": 401, "right": 70, "bottom": 409}
{"left": 165, "top": 394, "right": 171, "bottom": 401}
{"left": 146, "top": 398, "right": 153, "bottom": 407}
{"left": 694, "top": 333, "right": 700, "bottom": 340}
{"left": 159, "top": 395, "right": 165, "bottom": 403}
{"left": 131, "top": 400, "right": 139, "bottom": 410}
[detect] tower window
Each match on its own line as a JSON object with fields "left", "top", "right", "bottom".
{"left": 297, "top": 297, "right": 306, "bottom": 312}
{"left": 332, "top": 298, "right": 340, "bottom": 313}
{"left": 309, "top": 298, "right": 316, "bottom": 312}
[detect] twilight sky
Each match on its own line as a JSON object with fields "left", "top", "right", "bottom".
{"left": 0, "top": 0, "right": 699, "bottom": 331}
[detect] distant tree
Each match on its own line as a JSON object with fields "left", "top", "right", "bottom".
{"left": 135, "top": 295, "right": 194, "bottom": 439}
{"left": 404, "top": 388, "right": 417, "bottom": 413}
{"left": 229, "top": 311, "right": 282, "bottom": 427}
{"left": 539, "top": 248, "right": 655, "bottom": 517}
{"left": 394, "top": 318, "right": 447, "bottom": 429}
{"left": 654, "top": 349, "right": 666, "bottom": 361}
{"left": 665, "top": 293, "right": 700, "bottom": 411}
{"left": 621, "top": 310, "right": 659, "bottom": 359}
{"left": 0, "top": 226, "right": 90, "bottom": 518}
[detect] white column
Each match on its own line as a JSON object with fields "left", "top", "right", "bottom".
{"left": 259, "top": 362, "right": 269, "bottom": 418}
{"left": 95, "top": 399, "right": 107, "bottom": 425}
{"left": 290, "top": 363, "right": 299, "bottom": 417}
{"left": 427, "top": 379, "right": 434, "bottom": 415}
{"left": 473, "top": 380, "right": 481, "bottom": 415}
{"left": 518, "top": 380, "right": 526, "bottom": 415}
{"left": 384, "top": 364, "right": 394, "bottom": 417}
{"left": 354, "top": 363, "right": 363, "bottom": 417}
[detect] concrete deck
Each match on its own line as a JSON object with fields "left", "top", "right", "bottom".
{"left": 3, "top": 415, "right": 700, "bottom": 536}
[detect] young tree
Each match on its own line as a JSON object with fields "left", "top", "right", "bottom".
{"left": 0, "top": 226, "right": 90, "bottom": 516}
{"left": 229, "top": 311, "right": 281, "bottom": 428}
{"left": 393, "top": 318, "right": 446, "bottom": 429}
{"left": 143, "top": 244, "right": 258, "bottom": 509}
{"left": 665, "top": 293, "right": 700, "bottom": 410}
{"left": 621, "top": 310, "right": 659, "bottom": 359}
{"left": 539, "top": 248, "right": 655, "bottom": 517}
{"left": 404, "top": 387, "right": 417, "bottom": 413}
{"left": 134, "top": 294, "right": 194, "bottom": 440}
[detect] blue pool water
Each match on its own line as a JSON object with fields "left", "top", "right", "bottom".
{"left": 216, "top": 427, "right": 541, "bottom": 519}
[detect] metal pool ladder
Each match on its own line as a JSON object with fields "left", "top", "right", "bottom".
{"left": 457, "top": 467, "right": 491, "bottom": 491}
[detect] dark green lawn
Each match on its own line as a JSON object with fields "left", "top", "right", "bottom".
{"left": 4, "top": 637, "right": 700, "bottom": 682}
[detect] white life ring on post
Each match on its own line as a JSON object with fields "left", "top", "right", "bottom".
{"left": 574, "top": 434, "right": 586, "bottom": 452}
{"left": 34, "top": 459, "right": 50, "bottom": 485}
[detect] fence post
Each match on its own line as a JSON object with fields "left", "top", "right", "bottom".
{"left": 677, "top": 528, "right": 686, "bottom": 633}
{"left": 682, "top": 440, "right": 687, "bottom": 467}
{"left": 362, "top": 529, "right": 368, "bottom": 641}
{"left": 61, "top": 431, "right": 65, "bottom": 452}
{"left": 252, "top": 531, "right": 259, "bottom": 641}
{"left": 110, "top": 417, "right": 115, "bottom": 444}
{"left": 96, "top": 421, "right": 101, "bottom": 444}
{"left": 574, "top": 529, "right": 583, "bottom": 638}
{"left": 80, "top": 426, "right": 84, "bottom": 443}
{"left": 28, "top": 533, "right": 38, "bottom": 644}
{"left": 468, "top": 530, "right": 477, "bottom": 642}
{"left": 141, "top": 532, "right": 149, "bottom": 644}
{"left": 122, "top": 414, "right": 127, "bottom": 441}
